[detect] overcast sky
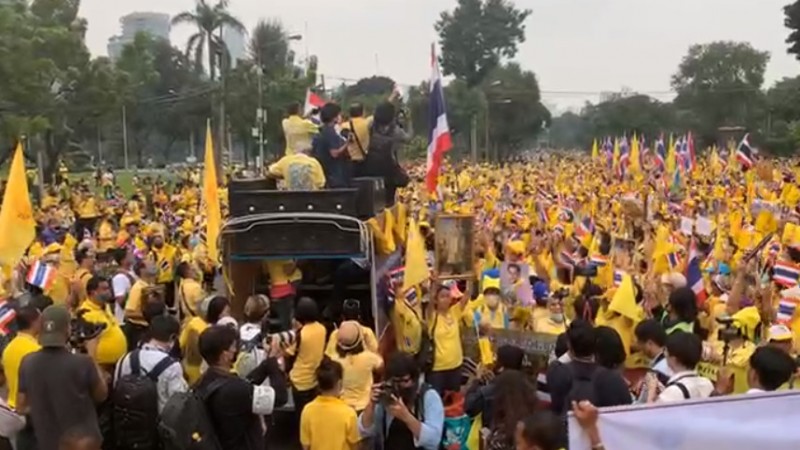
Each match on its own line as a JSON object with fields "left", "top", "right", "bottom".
{"left": 80, "top": 0, "right": 799, "bottom": 113}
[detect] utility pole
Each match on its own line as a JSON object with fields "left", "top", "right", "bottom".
{"left": 122, "top": 104, "right": 129, "bottom": 170}
{"left": 470, "top": 114, "right": 478, "bottom": 162}
{"left": 217, "top": 27, "right": 226, "bottom": 177}
{"left": 257, "top": 63, "right": 265, "bottom": 168}
{"left": 485, "top": 104, "right": 491, "bottom": 162}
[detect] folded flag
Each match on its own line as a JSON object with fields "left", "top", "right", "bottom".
{"left": 613, "top": 270, "right": 625, "bottom": 287}
{"left": 776, "top": 297, "right": 800, "bottom": 326}
{"left": 0, "top": 301, "right": 15, "bottom": 336}
{"left": 667, "top": 251, "right": 682, "bottom": 270}
{"left": 26, "top": 260, "right": 57, "bottom": 290}
{"left": 577, "top": 217, "right": 595, "bottom": 238}
{"left": 773, "top": 260, "right": 800, "bottom": 287}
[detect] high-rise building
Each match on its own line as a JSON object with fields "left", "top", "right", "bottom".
{"left": 221, "top": 24, "right": 247, "bottom": 69}
{"left": 107, "top": 12, "right": 171, "bottom": 60}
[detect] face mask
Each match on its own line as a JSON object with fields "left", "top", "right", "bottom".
{"left": 550, "top": 313, "right": 565, "bottom": 323}
{"left": 485, "top": 295, "right": 500, "bottom": 309}
{"left": 97, "top": 293, "right": 114, "bottom": 303}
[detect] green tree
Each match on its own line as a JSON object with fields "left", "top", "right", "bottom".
{"left": 435, "top": 0, "right": 531, "bottom": 87}
{"left": 172, "top": 0, "right": 245, "bottom": 81}
{"left": 581, "top": 93, "right": 676, "bottom": 140}
{"left": 785, "top": 1, "right": 800, "bottom": 61}
{"left": 671, "top": 41, "right": 769, "bottom": 143}
{"left": 548, "top": 111, "right": 591, "bottom": 150}
{"left": 249, "top": 19, "right": 296, "bottom": 79}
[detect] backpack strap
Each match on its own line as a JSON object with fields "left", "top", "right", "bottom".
{"left": 130, "top": 349, "right": 142, "bottom": 376}
{"left": 147, "top": 355, "right": 177, "bottom": 382}
{"left": 350, "top": 119, "right": 366, "bottom": 157}
{"left": 668, "top": 380, "right": 691, "bottom": 399}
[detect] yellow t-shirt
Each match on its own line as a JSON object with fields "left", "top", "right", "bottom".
{"left": 288, "top": 322, "right": 327, "bottom": 391}
{"left": 97, "top": 220, "right": 116, "bottom": 252}
{"left": 268, "top": 153, "right": 326, "bottom": 190}
{"left": 150, "top": 245, "right": 178, "bottom": 284}
{"left": 179, "top": 316, "right": 209, "bottom": 386}
{"left": 77, "top": 197, "right": 99, "bottom": 219}
{"left": 178, "top": 278, "right": 205, "bottom": 318}
{"left": 2, "top": 332, "right": 41, "bottom": 409}
{"left": 326, "top": 326, "right": 379, "bottom": 356}
{"left": 79, "top": 299, "right": 128, "bottom": 365}
{"left": 124, "top": 279, "right": 150, "bottom": 326}
{"left": 341, "top": 116, "right": 373, "bottom": 161}
{"left": 329, "top": 351, "right": 383, "bottom": 410}
{"left": 534, "top": 316, "right": 569, "bottom": 336}
{"left": 264, "top": 260, "right": 301, "bottom": 288}
{"left": 299, "top": 395, "right": 360, "bottom": 450}
{"left": 392, "top": 298, "right": 423, "bottom": 354}
{"left": 72, "top": 268, "right": 93, "bottom": 304}
{"left": 430, "top": 306, "right": 464, "bottom": 372}
{"left": 282, "top": 115, "right": 319, "bottom": 155}
{"left": 46, "top": 270, "right": 71, "bottom": 305}
{"left": 60, "top": 234, "right": 78, "bottom": 278}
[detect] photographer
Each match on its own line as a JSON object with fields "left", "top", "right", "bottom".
{"left": 77, "top": 276, "right": 128, "bottom": 368}
{"left": 17, "top": 305, "right": 108, "bottom": 450}
{"left": 358, "top": 352, "right": 443, "bottom": 450}
{"left": 195, "top": 325, "right": 287, "bottom": 450}
{"left": 360, "top": 101, "right": 411, "bottom": 206}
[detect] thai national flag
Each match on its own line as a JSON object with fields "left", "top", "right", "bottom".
{"left": 686, "top": 239, "right": 707, "bottom": 305}
{"left": 559, "top": 251, "right": 577, "bottom": 267}
{"left": 26, "top": 261, "right": 57, "bottom": 290}
{"left": 655, "top": 135, "right": 666, "bottom": 170}
{"left": 577, "top": 217, "right": 595, "bottom": 238}
{"left": 590, "top": 254, "right": 608, "bottom": 267}
{"left": 736, "top": 133, "right": 755, "bottom": 169}
{"left": 425, "top": 44, "right": 453, "bottom": 193}
{"left": 536, "top": 203, "right": 549, "bottom": 225}
{"left": 667, "top": 251, "right": 682, "bottom": 270}
{"left": 303, "top": 89, "right": 325, "bottom": 115}
{"left": 773, "top": 260, "right": 800, "bottom": 287}
{"left": 777, "top": 298, "right": 800, "bottom": 325}
{"left": 613, "top": 270, "right": 625, "bottom": 287}
{"left": 0, "top": 301, "right": 15, "bottom": 336}
{"left": 686, "top": 131, "right": 696, "bottom": 172}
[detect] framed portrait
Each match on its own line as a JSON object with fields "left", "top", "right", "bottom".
{"left": 434, "top": 214, "right": 476, "bottom": 280}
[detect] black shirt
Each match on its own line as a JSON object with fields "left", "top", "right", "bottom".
{"left": 19, "top": 348, "right": 101, "bottom": 450}
{"left": 195, "top": 359, "right": 287, "bottom": 450}
{"left": 545, "top": 359, "right": 632, "bottom": 415}
{"left": 313, "top": 125, "right": 350, "bottom": 188}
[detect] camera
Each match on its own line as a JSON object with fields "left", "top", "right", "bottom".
{"left": 379, "top": 380, "right": 401, "bottom": 405}
{"left": 715, "top": 316, "right": 739, "bottom": 343}
{"left": 574, "top": 263, "right": 598, "bottom": 278}
{"left": 69, "top": 310, "right": 106, "bottom": 351}
{"left": 552, "top": 287, "right": 571, "bottom": 300}
{"left": 266, "top": 330, "right": 297, "bottom": 348}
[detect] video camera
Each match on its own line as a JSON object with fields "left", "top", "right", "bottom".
{"left": 715, "top": 316, "right": 739, "bottom": 343}
{"left": 69, "top": 310, "right": 106, "bottom": 351}
{"left": 378, "top": 380, "right": 403, "bottom": 405}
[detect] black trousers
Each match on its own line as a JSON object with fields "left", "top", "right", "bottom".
{"left": 427, "top": 365, "right": 463, "bottom": 396}
{"left": 292, "top": 387, "right": 318, "bottom": 423}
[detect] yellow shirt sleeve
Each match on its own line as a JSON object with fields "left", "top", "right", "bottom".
{"left": 346, "top": 409, "right": 360, "bottom": 445}
{"left": 311, "top": 158, "right": 326, "bottom": 189}
{"left": 299, "top": 405, "right": 311, "bottom": 447}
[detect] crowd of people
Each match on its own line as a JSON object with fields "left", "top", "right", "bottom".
{"left": 0, "top": 94, "right": 798, "bottom": 450}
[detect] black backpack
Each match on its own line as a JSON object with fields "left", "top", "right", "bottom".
{"left": 562, "top": 363, "right": 600, "bottom": 414}
{"left": 113, "top": 350, "right": 176, "bottom": 450}
{"left": 158, "top": 378, "right": 228, "bottom": 450}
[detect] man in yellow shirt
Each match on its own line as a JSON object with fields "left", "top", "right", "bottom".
{"left": 267, "top": 146, "right": 326, "bottom": 191}
{"left": 340, "top": 103, "right": 373, "bottom": 164}
{"left": 71, "top": 246, "right": 96, "bottom": 309}
{"left": 300, "top": 359, "right": 361, "bottom": 450}
{"left": 147, "top": 226, "right": 178, "bottom": 310}
{"left": 78, "top": 275, "right": 128, "bottom": 368}
{"left": 282, "top": 102, "right": 319, "bottom": 156}
{"left": 124, "top": 262, "right": 157, "bottom": 350}
{"left": 176, "top": 262, "right": 205, "bottom": 319}
{"left": 2, "top": 303, "right": 44, "bottom": 409}
{"left": 75, "top": 188, "right": 99, "bottom": 239}
{"left": 287, "top": 298, "right": 327, "bottom": 420}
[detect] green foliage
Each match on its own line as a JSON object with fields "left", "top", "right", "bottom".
{"left": 671, "top": 41, "right": 769, "bottom": 143}
{"left": 785, "top": 1, "right": 800, "bottom": 61}
{"left": 436, "top": 0, "right": 531, "bottom": 87}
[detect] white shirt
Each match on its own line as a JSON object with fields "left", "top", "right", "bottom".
{"left": 111, "top": 270, "right": 136, "bottom": 323}
{"left": 657, "top": 370, "right": 714, "bottom": 403}
{"left": 114, "top": 343, "right": 189, "bottom": 413}
{"left": 746, "top": 388, "right": 766, "bottom": 394}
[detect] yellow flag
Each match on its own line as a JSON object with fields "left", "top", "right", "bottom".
{"left": 666, "top": 134, "right": 676, "bottom": 175}
{"left": 0, "top": 142, "right": 35, "bottom": 267}
{"left": 629, "top": 133, "right": 641, "bottom": 173}
{"left": 591, "top": 138, "right": 599, "bottom": 160}
{"left": 203, "top": 121, "right": 222, "bottom": 264}
{"left": 402, "top": 218, "right": 428, "bottom": 292}
{"left": 609, "top": 273, "right": 640, "bottom": 321}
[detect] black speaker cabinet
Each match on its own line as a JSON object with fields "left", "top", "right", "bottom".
{"left": 223, "top": 214, "right": 366, "bottom": 259}
{"left": 229, "top": 189, "right": 359, "bottom": 218}
{"left": 352, "top": 177, "right": 386, "bottom": 219}
{"left": 228, "top": 178, "right": 275, "bottom": 194}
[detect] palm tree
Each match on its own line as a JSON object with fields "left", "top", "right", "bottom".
{"left": 171, "top": 0, "right": 245, "bottom": 81}
{"left": 249, "top": 19, "right": 294, "bottom": 78}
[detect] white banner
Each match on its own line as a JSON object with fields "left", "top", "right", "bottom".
{"left": 568, "top": 391, "right": 800, "bottom": 450}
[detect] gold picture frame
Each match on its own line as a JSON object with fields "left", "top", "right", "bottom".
{"left": 434, "top": 214, "right": 476, "bottom": 280}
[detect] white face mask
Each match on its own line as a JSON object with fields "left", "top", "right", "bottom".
{"left": 485, "top": 295, "right": 500, "bottom": 309}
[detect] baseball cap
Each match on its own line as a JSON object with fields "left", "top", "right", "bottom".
{"left": 39, "top": 305, "right": 70, "bottom": 348}
{"left": 769, "top": 324, "right": 793, "bottom": 342}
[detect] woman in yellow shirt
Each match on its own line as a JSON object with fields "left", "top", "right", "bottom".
{"left": 176, "top": 262, "right": 205, "bottom": 319}
{"left": 428, "top": 283, "right": 467, "bottom": 395}
{"left": 328, "top": 321, "right": 383, "bottom": 412}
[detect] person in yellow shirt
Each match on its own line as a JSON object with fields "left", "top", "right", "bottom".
{"left": 75, "top": 188, "right": 100, "bottom": 239}
{"left": 124, "top": 262, "right": 157, "bottom": 350}
{"left": 147, "top": 227, "right": 178, "bottom": 309}
{"left": 78, "top": 275, "right": 128, "bottom": 369}
{"left": 267, "top": 146, "right": 326, "bottom": 191}
{"left": 286, "top": 298, "right": 327, "bottom": 420}
{"left": 534, "top": 297, "right": 570, "bottom": 336}
{"left": 175, "top": 262, "right": 205, "bottom": 319}
{"left": 179, "top": 295, "right": 212, "bottom": 385}
{"left": 327, "top": 321, "right": 383, "bottom": 412}
{"left": 2, "top": 303, "right": 45, "bottom": 409}
{"left": 428, "top": 283, "right": 468, "bottom": 395}
{"left": 326, "top": 299, "right": 378, "bottom": 355}
{"left": 264, "top": 260, "right": 300, "bottom": 330}
{"left": 96, "top": 212, "right": 117, "bottom": 254}
{"left": 469, "top": 286, "right": 510, "bottom": 332}
{"left": 340, "top": 103, "right": 373, "bottom": 165}
{"left": 71, "top": 246, "right": 96, "bottom": 309}
{"left": 300, "top": 359, "right": 361, "bottom": 450}
{"left": 282, "top": 102, "right": 319, "bottom": 156}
